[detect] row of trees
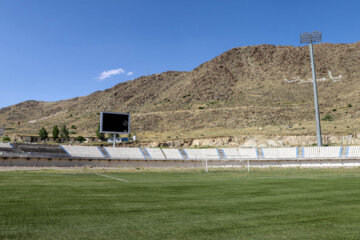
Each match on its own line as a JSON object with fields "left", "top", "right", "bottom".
{"left": 39, "top": 125, "right": 104, "bottom": 143}
{"left": 39, "top": 125, "right": 70, "bottom": 141}
{"left": 38, "top": 124, "right": 132, "bottom": 143}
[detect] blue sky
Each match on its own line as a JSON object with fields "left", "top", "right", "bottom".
{"left": 0, "top": 0, "right": 359, "bottom": 108}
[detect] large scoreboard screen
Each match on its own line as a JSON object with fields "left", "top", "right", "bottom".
{"left": 100, "top": 112, "right": 130, "bottom": 134}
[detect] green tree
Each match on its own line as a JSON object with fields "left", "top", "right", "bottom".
{"left": 60, "top": 124, "right": 69, "bottom": 140}
{"left": 1, "top": 136, "right": 11, "bottom": 142}
{"left": 39, "top": 127, "right": 48, "bottom": 141}
{"left": 52, "top": 125, "right": 59, "bottom": 141}
{"left": 96, "top": 125, "right": 105, "bottom": 141}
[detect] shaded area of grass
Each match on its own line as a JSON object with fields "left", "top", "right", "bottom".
{"left": 1, "top": 168, "right": 360, "bottom": 239}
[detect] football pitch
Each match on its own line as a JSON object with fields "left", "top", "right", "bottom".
{"left": 1, "top": 168, "right": 360, "bottom": 240}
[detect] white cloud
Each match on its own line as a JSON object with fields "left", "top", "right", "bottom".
{"left": 127, "top": 71, "right": 134, "bottom": 76}
{"left": 98, "top": 68, "right": 125, "bottom": 81}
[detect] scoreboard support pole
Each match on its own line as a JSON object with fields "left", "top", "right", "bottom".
{"left": 113, "top": 134, "right": 116, "bottom": 148}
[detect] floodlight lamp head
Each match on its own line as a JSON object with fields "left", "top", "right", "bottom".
{"left": 300, "top": 31, "right": 322, "bottom": 44}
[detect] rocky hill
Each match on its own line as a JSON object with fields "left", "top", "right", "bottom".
{"left": 1, "top": 42, "right": 360, "bottom": 141}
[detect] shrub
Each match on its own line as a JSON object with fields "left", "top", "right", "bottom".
{"left": 75, "top": 136, "right": 86, "bottom": 143}
{"left": 1, "top": 136, "right": 11, "bottom": 142}
{"left": 347, "top": 103, "right": 352, "bottom": 107}
{"left": 71, "top": 125, "right": 77, "bottom": 129}
{"left": 321, "top": 114, "right": 334, "bottom": 121}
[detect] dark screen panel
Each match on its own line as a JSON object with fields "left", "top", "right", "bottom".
{"left": 101, "top": 112, "right": 129, "bottom": 133}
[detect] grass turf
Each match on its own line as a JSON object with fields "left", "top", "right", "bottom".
{"left": 1, "top": 168, "right": 360, "bottom": 239}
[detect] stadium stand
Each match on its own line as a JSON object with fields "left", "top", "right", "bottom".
{"left": 162, "top": 148, "right": 184, "bottom": 160}
{"left": 61, "top": 145, "right": 104, "bottom": 158}
{"left": 145, "top": 148, "right": 166, "bottom": 160}
{"left": 346, "top": 146, "right": 360, "bottom": 158}
{"left": 9, "top": 143, "right": 70, "bottom": 158}
{"left": 261, "top": 147, "right": 298, "bottom": 159}
{"left": 104, "top": 147, "right": 145, "bottom": 160}
{"left": 302, "top": 146, "right": 342, "bottom": 159}
{"left": 184, "top": 149, "right": 220, "bottom": 160}
{"left": 222, "top": 148, "right": 258, "bottom": 159}
{"left": 0, "top": 143, "right": 12, "bottom": 148}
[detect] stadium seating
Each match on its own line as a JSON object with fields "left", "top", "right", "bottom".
{"left": 144, "top": 148, "right": 166, "bottom": 160}
{"left": 13, "top": 143, "right": 69, "bottom": 158}
{"left": 0, "top": 143, "right": 12, "bottom": 148}
{"left": 261, "top": 147, "right": 298, "bottom": 159}
{"left": 183, "top": 149, "right": 220, "bottom": 160}
{"left": 162, "top": 148, "right": 184, "bottom": 160}
{"left": 61, "top": 145, "right": 105, "bottom": 158}
{"left": 104, "top": 147, "right": 145, "bottom": 160}
{"left": 222, "top": 148, "right": 258, "bottom": 159}
{"left": 302, "top": 146, "right": 342, "bottom": 159}
{"left": 346, "top": 146, "right": 360, "bottom": 158}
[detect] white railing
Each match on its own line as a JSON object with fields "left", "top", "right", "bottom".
{"left": 4, "top": 144, "right": 360, "bottom": 163}
{"left": 0, "top": 143, "right": 12, "bottom": 148}
{"left": 222, "top": 148, "right": 258, "bottom": 159}
{"left": 261, "top": 147, "right": 298, "bottom": 159}
{"left": 104, "top": 147, "right": 145, "bottom": 160}
{"left": 302, "top": 146, "right": 342, "bottom": 159}
{"left": 183, "top": 149, "right": 220, "bottom": 160}
{"left": 162, "top": 149, "right": 184, "bottom": 160}
{"left": 61, "top": 145, "right": 104, "bottom": 158}
{"left": 346, "top": 146, "right": 360, "bottom": 158}
{"left": 144, "top": 148, "right": 166, "bottom": 160}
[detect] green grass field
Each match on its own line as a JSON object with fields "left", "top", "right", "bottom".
{"left": 1, "top": 168, "right": 360, "bottom": 240}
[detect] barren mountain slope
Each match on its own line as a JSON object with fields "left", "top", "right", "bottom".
{"left": 1, "top": 42, "right": 360, "bottom": 140}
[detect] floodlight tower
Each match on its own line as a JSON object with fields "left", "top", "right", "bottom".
{"left": 300, "top": 31, "right": 322, "bottom": 146}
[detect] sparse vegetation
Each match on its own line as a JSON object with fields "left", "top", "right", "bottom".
{"left": 209, "top": 101, "right": 219, "bottom": 105}
{"left": 75, "top": 136, "right": 86, "bottom": 143}
{"left": 322, "top": 114, "right": 334, "bottom": 121}
{"left": 0, "top": 43, "right": 360, "bottom": 140}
